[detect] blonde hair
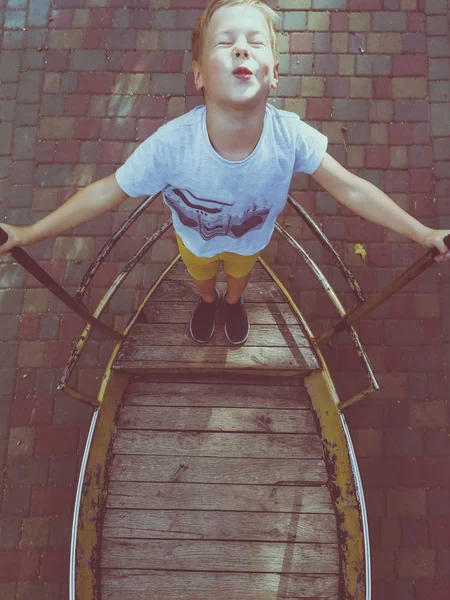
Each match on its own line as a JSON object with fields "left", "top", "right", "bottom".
{"left": 192, "top": 0, "right": 280, "bottom": 65}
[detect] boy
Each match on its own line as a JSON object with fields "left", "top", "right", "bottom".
{"left": 1, "top": 0, "right": 449, "bottom": 346}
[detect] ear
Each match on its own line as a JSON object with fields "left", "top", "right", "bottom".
{"left": 192, "top": 60, "right": 204, "bottom": 92}
{"left": 270, "top": 61, "right": 279, "bottom": 91}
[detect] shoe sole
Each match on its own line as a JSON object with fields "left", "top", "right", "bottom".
{"left": 190, "top": 318, "right": 215, "bottom": 343}
{"left": 225, "top": 319, "right": 250, "bottom": 345}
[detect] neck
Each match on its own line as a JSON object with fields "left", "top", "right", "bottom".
{"left": 205, "top": 101, "right": 267, "bottom": 160}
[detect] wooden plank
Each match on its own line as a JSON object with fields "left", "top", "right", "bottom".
{"left": 143, "top": 302, "right": 301, "bottom": 325}
{"left": 123, "top": 383, "right": 311, "bottom": 408}
{"left": 103, "top": 509, "right": 336, "bottom": 543}
{"left": 166, "top": 261, "right": 272, "bottom": 282}
{"left": 113, "top": 430, "right": 322, "bottom": 459}
{"left": 107, "top": 482, "right": 333, "bottom": 513}
{"left": 101, "top": 570, "right": 339, "bottom": 599}
{"left": 125, "top": 379, "right": 309, "bottom": 398}
{"left": 114, "top": 346, "right": 319, "bottom": 372}
{"left": 122, "top": 323, "right": 310, "bottom": 348}
{"left": 117, "top": 406, "right": 317, "bottom": 433}
{"left": 147, "top": 280, "right": 287, "bottom": 303}
{"left": 101, "top": 539, "right": 339, "bottom": 573}
{"left": 109, "top": 455, "right": 328, "bottom": 485}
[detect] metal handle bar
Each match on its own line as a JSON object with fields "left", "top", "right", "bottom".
{"left": 0, "top": 227, "right": 123, "bottom": 342}
{"left": 315, "top": 233, "right": 450, "bottom": 344}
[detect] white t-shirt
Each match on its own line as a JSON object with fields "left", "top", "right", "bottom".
{"left": 115, "top": 103, "right": 327, "bottom": 257}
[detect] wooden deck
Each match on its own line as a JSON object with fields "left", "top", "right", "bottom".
{"left": 100, "top": 378, "right": 340, "bottom": 599}
{"left": 99, "top": 263, "right": 341, "bottom": 599}
{"left": 113, "top": 262, "right": 320, "bottom": 376}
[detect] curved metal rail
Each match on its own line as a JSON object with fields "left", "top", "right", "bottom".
{"left": 341, "top": 411, "right": 372, "bottom": 599}
{"left": 57, "top": 217, "right": 173, "bottom": 405}
{"left": 74, "top": 192, "right": 160, "bottom": 301}
{"left": 275, "top": 222, "right": 379, "bottom": 409}
{"left": 287, "top": 193, "right": 365, "bottom": 303}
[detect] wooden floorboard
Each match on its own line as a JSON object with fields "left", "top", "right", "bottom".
{"left": 102, "top": 538, "right": 339, "bottom": 573}
{"left": 103, "top": 510, "right": 336, "bottom": 543}
{"left": 122, "top": 323, "right": 310, "bottom": 348}
{"left": 113, "top": 430, "right": 322, "bottom": 459}
{"left": 114, "top": 345, "right": 319, "bottom": 373}
{"left": 117, "top": 406, "right": 317, "bottom": 433}
{"left": 109, "top": 455, "right": 328, "bottom": 485}
{"left": 124, "top": 382, "right": 311, "bottom": 407}
{"left": 102, "top": 570, "right": 339, "bottom": 600}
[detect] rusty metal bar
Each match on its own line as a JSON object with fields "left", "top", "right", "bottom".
{"left": 315, "top": 233, "right": 450, "bottom": 345}
{"left": 340, "top": 383, "right": 378, "bottom": 411}
{"left": 0, "top": 227, "right": 123, "bottom": 342}
{"left": 57, "top": 218, "right": 173, "bottom": 394}
{"left": 275, "top": 222, "right": 379, "bottom": 400}
{"left": 57, "top": 381, "right": 99, "bottom": 408}
{"left": 287, "top": 193, "right": 365, "bottom": 303}
{"left": 74, "top": 192, "right": 159, "bottom": 301}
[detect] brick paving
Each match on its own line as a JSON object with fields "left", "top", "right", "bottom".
{"left": 0, "top": 0, "right": 449, "bottom": 598}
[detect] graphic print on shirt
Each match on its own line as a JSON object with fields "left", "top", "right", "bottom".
{"left": 163, "top": 185, "right": 270, "bottom": 241}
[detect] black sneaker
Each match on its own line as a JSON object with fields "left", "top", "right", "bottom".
{"left": 224, "top": 296, "right": 249, "bottom": 345}
{"left": 190, "top": 292, "right": 218, "bottom": 343}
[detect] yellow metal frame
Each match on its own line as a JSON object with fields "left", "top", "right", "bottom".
{"left": 75, "top": 343, "right": 128, "bottom": 600}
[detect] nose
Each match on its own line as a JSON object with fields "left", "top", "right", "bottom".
{"left": 234, "top": 37, "right": 250, "bottom": 58}
{"left": 235, "top": 47, "right": 249, "bottom": 58}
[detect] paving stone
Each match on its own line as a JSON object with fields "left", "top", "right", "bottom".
{"left": 4, "top": 9, "right": 26, "bottom": 29}
{"left": 35, "top": 165, "right": 72, "bottom": 187}
{"left": 153, "top": 8, "right": 176, "bottom": 29}
{"left": 7, "top": 456, "right": 48, "bottom": 486}
{"left": 0, "top": 100, "right": 15, "bottom": 121}
{"left": 373, "top": 11, "right": 407, "bottom": 31}
{"left": 0, "top": 51, "right": 20, "bottom": 82}
{"left": 284, "top": 10, "right": 307, "bottom": 31}
{"left": 41, "top": 95, "right": 65, "bottom": 117}
{"left": 27, "top": 0, "right": 50, "bottom": 27}
{"left": 70, "top": 49, "right": 107, "bottom": 71}
{"left": 428, "top": 36, "right": 450, "bottom": 57}
{"left": 16, "top": 580, "right": 60, "bottom": 600}
{"left": 431, "top": 104, "right": 450, "bottom": 136}
{"left": 18, "top": 71, "right": 44, "bottom": 104}
{"left": 312, "top": 0, "right": 345, "bottom": 7}
{"left": 0, "top": 517, "right": 21, "bottom": 549}
{"left": 113, "top": 8, "right": 129, "bottom": 28}
{"left": 0, "top": 370, "right": 16, "bottom": 395}
{"left": 160, "top": 30, "right": 191, "bottom": 51}
{"left": 49, "top": 515, "right": 71, "bottom": 547}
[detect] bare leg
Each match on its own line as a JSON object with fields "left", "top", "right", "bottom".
{"left": 225, "top": 271, "right": 252, "bottom": 304}
{"left": 194, "top": 275, "right": 217, "bottom": 303}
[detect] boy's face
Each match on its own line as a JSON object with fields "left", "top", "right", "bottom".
{"left": 192, "top": 5, "right": 279, "bottom": 108}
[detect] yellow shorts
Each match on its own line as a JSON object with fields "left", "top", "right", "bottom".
{"left": 175, "top": 234, "right": 260, "bottom": 281}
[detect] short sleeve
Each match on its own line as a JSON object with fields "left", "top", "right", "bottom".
{"left": 293, "top": 117, "right": 328, "bottom": 174}
{"left": 115, "top": 132, "right": 168, "bottom": 198}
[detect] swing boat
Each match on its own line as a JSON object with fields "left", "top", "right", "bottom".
{"left": 2, "top": 193, "right": 447, "bottom": 600}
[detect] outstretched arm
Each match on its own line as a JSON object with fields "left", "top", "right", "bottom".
{"left": 311, "top": 153, "right": 450, "bottom": 263}
{"left": 0, "top": 174, "right": 128, "bottom": 256}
